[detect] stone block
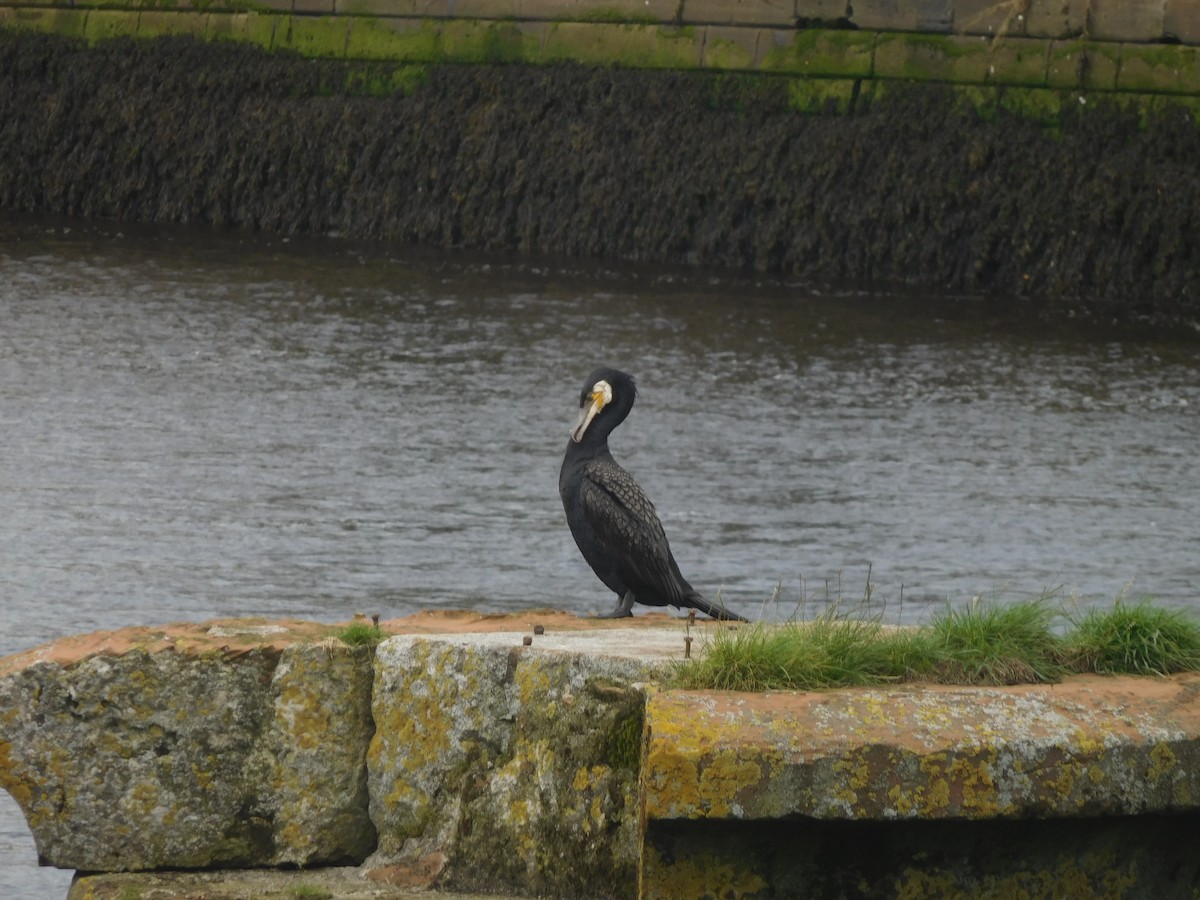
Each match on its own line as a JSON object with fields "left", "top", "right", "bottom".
{"left": 367, "top": 634, "right": 660, "bottom": 897}
{"left": 1164, "top": 0, "right": 1200, "bottom": 42}
{"left": 520, "top": 0, "right": 680, "bottom": 23}
{"left": 83, "top": 9, "right": 140, "bottom": 43}
{"left": 873, "top": 32, "right": 993, "bottom": 83}
{"left": 1088, "top": 0, "right": 1166, "bottom": 42}
{"left": 206, "top": 11, "right": 280, "bottom": 49}
{"left": 700, "top": 25, "right": 762, "bottom": 69}
{"left": 758, "top": 28, "right": 875, "bottom": 77}
{"left": 344, "top": 16, "right": 441, "bottom": 60}
{"left": 1118, "top": 43, "right": 1200, "bottom": 95}
{"left": 952, "top": 0, "right": 1027, "bottom": 36}
{"left": 1046, "top": 39, "right": 1120, "bottom": 90}
{"left": 679, "top": 0, "right": 797, "bottom": 27}
{"left": 438, "top": 19, "right": 545, "bottom": 63}
{"left": 795, "top": 0, "right": 851, "bottom": 21}
{"left": 541, "top": 21, "right": 700, "bottom": 68}
{"left": 851, "top": 0, "right": 953, "bottom": 32}
{"left": 294, "top": 0, "right": 336, "bottom": 13}
{"left": 642, "top": 675, "right": 1200, "bottom": 824}
{"left": 0, "top": 623, "right": 377, "bottom": 871}
{"left": 641, "top": 675, "right": 1200, "bottom": 897}
{"left": 136, "top": 11, "right": 210, "bottom": 40}
{"left": 260, "top": 0, "right": 298, "bottom": 10}
{"left": 0, "top": 7, "right": 88, "bottom": 38}
{"left": 986, "top": 35, "right": 1049, "bottom": 86}
{"left": 1024, "top": 0, "right": 1087, "bottom": 39}
{"left": 337, "top": 0, "right": 418, "bottom": 14}
{"left": 444, "top": 0, "right": 523, "bottom": 15}
{"left": 280, "top": 13, "right": 351, "bottom": 57}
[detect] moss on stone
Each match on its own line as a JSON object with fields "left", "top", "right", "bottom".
{"left": 787, "top": 77, "right": 858, "bottom": 113}
{"left": 1047, "top": 40, "right": 1120, "bottom": 91}
{"left": 438, "top": 19, "right": 538, "bottom": 65}
{"left": 1, "top": 6, "right": 88, "bottom": 38}
{"left": 542, "top": 21, "right": 698, "bottom": 69}
{"left": 1118, "top": 43, "right": 1200, "bottom": 95}
{"left": 874, "top": 32, "right": 993, "bottom": 84}
{"left": 344, "top": 16, "right": 439, "bottom": 62}
{"left": 280, "top": 14, "right": 348, "bottom": 58}
{"left": 84, "top": 9, "right": 140, "bottom": 43}
{"left": 759, "top": 28, "right": 874, "bottom": 78}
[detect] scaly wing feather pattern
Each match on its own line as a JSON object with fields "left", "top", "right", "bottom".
{"left": 579, "top": 459, "right": 683, "bottom": 606}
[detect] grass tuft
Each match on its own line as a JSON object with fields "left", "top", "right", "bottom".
{"left": 673, "top": 614, "right": 936, "bottom": 692}
{"left": 927, "top": 598, "right": 1065, "bottom": 684}
{"left": 1064, "top": 600, "right": 1200, "bottom": 676}
{"left": 673, "top": 590, "right": 1200, "bottom": 692}
{"left": 338, "top": 621, "right": 385, "bottom": 647}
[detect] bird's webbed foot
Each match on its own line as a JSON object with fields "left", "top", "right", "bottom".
{"left": 592, "top": 591, "right": 636, "bottom": 619}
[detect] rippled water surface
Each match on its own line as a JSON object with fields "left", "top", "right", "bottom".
{"left": 2, "top": 218, "right": 1198, "bottom": 897}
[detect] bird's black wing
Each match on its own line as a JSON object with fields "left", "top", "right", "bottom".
{"left": 579, "top": 459, "right": 683, "bottom": 605}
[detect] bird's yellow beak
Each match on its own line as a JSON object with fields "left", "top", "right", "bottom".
{"left": 570, "top": 383, "right": 611, "bottom": 443}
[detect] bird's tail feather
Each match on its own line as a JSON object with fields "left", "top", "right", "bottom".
{"left": 686, "top": 592, "right": 749, "bottom": 623}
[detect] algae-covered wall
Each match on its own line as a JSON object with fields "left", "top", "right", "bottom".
{"left": 4, "top": 28, "right": 1199, "bottom": 325}
{"left": 3, "top": 0, "right": 1200, "bottom": 325}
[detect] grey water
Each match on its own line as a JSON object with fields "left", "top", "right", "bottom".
{"left": 2, "top": 217, "right": 1198, "bottom": 897}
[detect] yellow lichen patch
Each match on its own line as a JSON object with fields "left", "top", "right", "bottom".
{"left": 887, "top": 781, "right": 925, "bottom": 816}
{"left": 698, "top": 750, "right": 762, "bottom": 817}
{"left": 1146, "top": 741, "right": 1177, "bottom": 781}
{"left": 945, "top": 751, "right": 1005, "bottom": 816}
{"left": 893, "top": 851, "right": 1137, "bottom": 899}
{"left": 641, "top": 842, "right": 768, "bottom": 900}
{"left": 641, "top": 744, "right": 702, "bottom": 818}
{"left": 0, "top": 740, "right": 33, "bottom": 808}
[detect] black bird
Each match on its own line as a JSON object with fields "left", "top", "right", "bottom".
{"left": 559, "top": 367, "right": 747, "bottom": 622}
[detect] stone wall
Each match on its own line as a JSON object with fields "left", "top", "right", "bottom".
{"left": 4, "top": 615, "right": 1200, "bottom": 898}
{"left": 3, "top": 1, "right": 1200, "bottom": 325}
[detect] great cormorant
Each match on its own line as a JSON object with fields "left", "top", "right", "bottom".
{"left": 559, "top": 367, "right": 747, "bottom": 622}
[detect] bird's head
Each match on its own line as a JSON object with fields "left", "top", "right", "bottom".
{"left": 570, "top": 368, "right": 635, "bottom": 444}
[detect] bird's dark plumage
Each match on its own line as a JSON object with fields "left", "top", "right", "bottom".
{"left": 559, "top": 367, "right": 746, "bottom": 622}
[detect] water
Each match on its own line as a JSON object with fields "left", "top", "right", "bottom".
{"left": 2, "top": 217, "right": 1198, "bottom": 897}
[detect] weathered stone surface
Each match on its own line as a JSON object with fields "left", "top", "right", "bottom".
{"left": 0, "top": 620, "right": 376, "bottom": 871}
{"left": 643, "top": 674, "right": 1200, "bottom": 823}
{"left": 1119, "top": 42, "right": 1200, "bottom": 94}
{"left": 1046, "top": 38, "right": 1121, "bottom": 89}
{"left": 1088, "top": 0, "right": 1165, "bottom": 42}
{"left": 1024, "top": 0, "right": 1088, "bottom": 38}
{"left": 952, "top": 0, "right": 1028, "bottom": 36}
{"left": 1165, "top": 0, "right": 1200, "bottom": 42}
{"left": 873, "top": 32, "right": 993, "bottom": 83}
{"left": 851, "top": 0, "right": 954, "bottom": 32}
{"left": 367, "top": 632, "right": 667, "bottom": 898}
{"left": 69, "top": 868, "right": 513, "bottom": 899}
{"left": 680, "top": 0, "right": 796, "bottom": 27}
{"left": 640, "top": 674, "right": 1200, "bottom": 897}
